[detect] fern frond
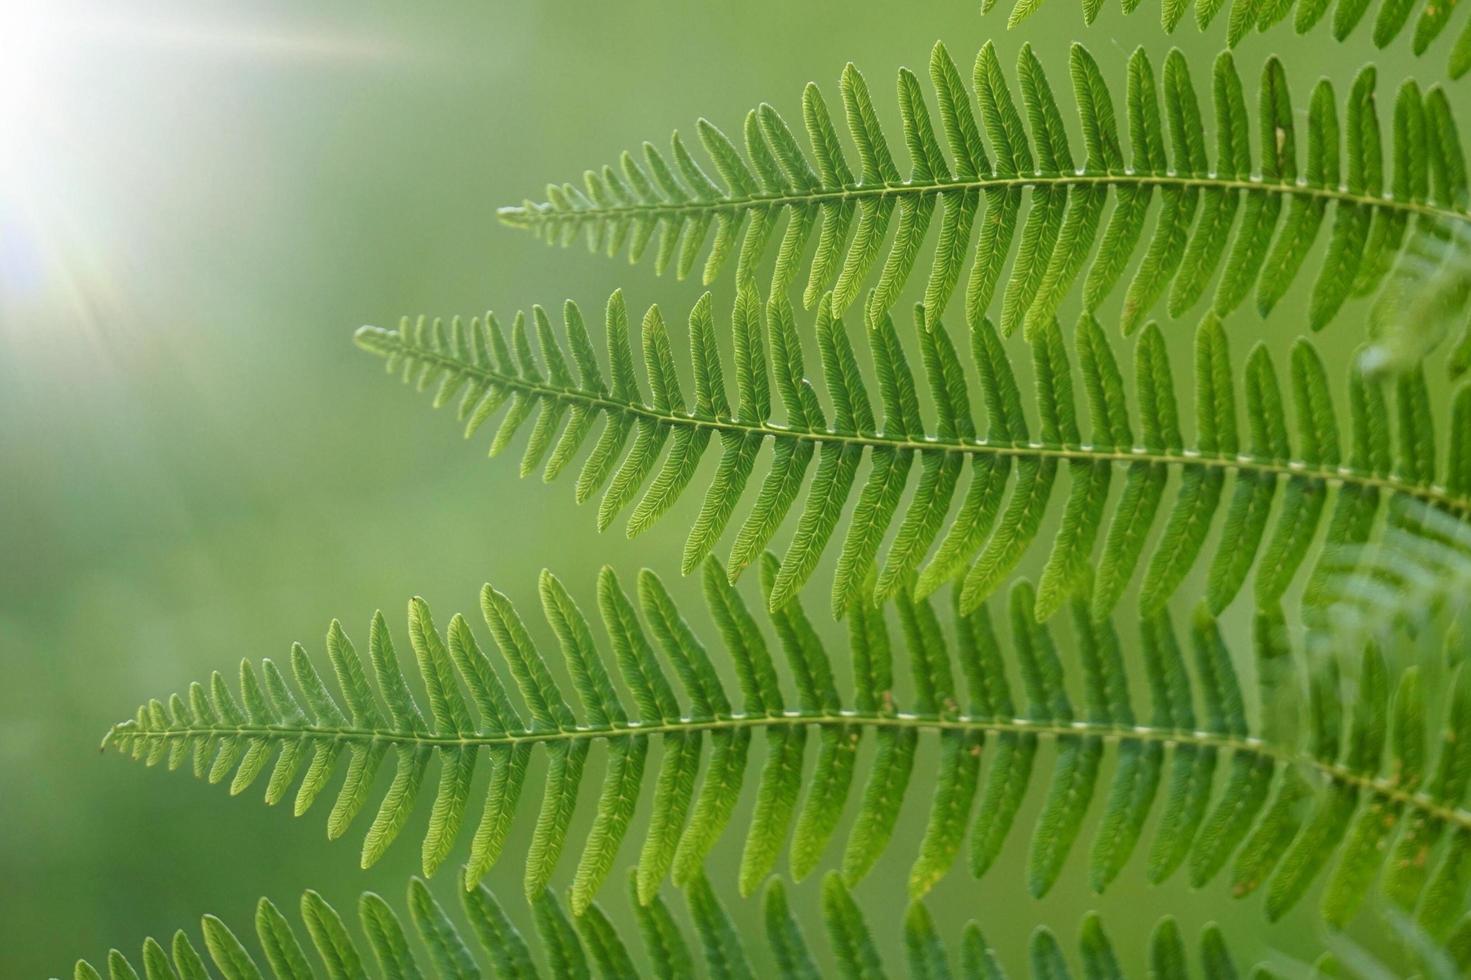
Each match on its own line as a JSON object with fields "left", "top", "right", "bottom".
{"left": 107, "top": 565, "right": 1471, "bottom": 927}
{"left": 70, "top": 872, "right": 1322, "bottom": 980}
{"left": 497, "top": 43, "right": 1469, "bottom": 336}
{"left": 994, "top": 0, "right": 1471, "bottom": 86}
{"left": 355, "top": 289, "right": 1471, "bottom": 622}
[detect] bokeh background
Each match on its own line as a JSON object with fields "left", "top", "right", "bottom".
{"left": 0, "top": 0, "right": 1449, "bottom": 975}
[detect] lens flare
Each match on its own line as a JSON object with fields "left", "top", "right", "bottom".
{"left": 0, "top": 0, "right": 56, "bottom": 305}
{"left": 0, "top": 0, "right": 408, "bottom": 344}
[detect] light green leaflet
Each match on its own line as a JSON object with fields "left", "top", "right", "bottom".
{"left": 356, "top": 288, "right": 1471, "bottom": 623}
{"left": 108, "top": 563, "right": 1471, "bottom": 929}
{"left": 1362, "top": 226, "right": 1471, "bottom": 379}
{"left": 499, "top": 42, "right": 1469, "bottom": 336}
{"left": 70, "top": 872, "right": 1316, "bottom": 980}
{"left": 1316, "top": 498, "right": 1471, "bottom": 644}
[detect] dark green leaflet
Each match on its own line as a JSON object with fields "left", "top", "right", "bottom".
{"left": 109, "top": 566, "right": 1471, "bottom": 921}
{"left": 499, "top": 43, "right": 1468, "bottom": 334}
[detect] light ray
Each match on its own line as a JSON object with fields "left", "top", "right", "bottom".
{"left": 0, "top": 0, "right": 410, "bottom": 346}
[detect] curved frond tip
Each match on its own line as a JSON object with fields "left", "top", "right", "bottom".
{"left": 72, "top": 872, "right": 1341, "bottom": 980}
{"left": 499, "top": 42, "right": 1469, "bottom": 337}
{"left": 355, "top": 288, "right": 1471, "bottom": 623}
{"left": 107, "top": 565, "right": 1471, "bottom": 930}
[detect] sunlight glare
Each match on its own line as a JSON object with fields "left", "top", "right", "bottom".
{"left": 0, "top": 0, "right": 59, "bottom": 302}
{"left": 0, "top": 1, "right": 410, "bottom": 344}
{"left": 0, "top": 0, "right": 49, "bottom": 148}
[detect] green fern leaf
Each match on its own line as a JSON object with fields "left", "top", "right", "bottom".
{"left": 108, "top": 565, "right": 1471, "bottom": 922}
{"left": 69, "top": 872, "right": 1345, "bottom": 980}
{"left": 498, "top": 43, "right": 1469, "bottom": 332}
{"left": 357, "top": 287, "right": 1471, "bottom": 620}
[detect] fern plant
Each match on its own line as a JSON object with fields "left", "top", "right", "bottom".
{"left": 497, "top": 43, "right": 1469, "bottom": 339}
{"left": 65, "top": 14, "right": 1471, "bottom": 980}
{"left": 72, "top": 870, "right": 1319, "bottom": 980}
{"left": 106, "top": 560, "right": 1471, "bottom": 935}
{"left": 353, "top": 288, "right": 1471, "bottom": 623}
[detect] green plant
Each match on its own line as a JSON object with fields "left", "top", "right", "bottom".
{"left": 74, "top": 871, "right": 1321, "bottom": 980}
{"left": 77, "top": 20, "right": 1471, "bottom": 980}
{"left": 108, "top": 561, "right": 1471, "bottom": 934}
{"left": 354, "top": 290, "right": 1471, "bottom": 623}
{"left": 497, "top": 43, "right": 1469, "bottom": 339}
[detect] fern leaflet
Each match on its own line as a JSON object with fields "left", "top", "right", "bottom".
{"left": 498, "top": 43, "right": 1469, "bottom": 337}
{"left": 107, "top": 563, "right": 1471, "bottom": 930}
{"left": 69, "top": 871, "right": 1331, "bottom": 980}
{"left": 355, "top": 288, "right": 1471, "bottom": 622}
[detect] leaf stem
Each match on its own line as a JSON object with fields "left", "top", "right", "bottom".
{"left": 499, "top": 172, "right": 1470, "bottom": 231}
{"left": 111, "top": 708, "right": 1471, "bottom": 832}
{"left": 377, "top": 341, "right": 1471, "bottom": 519}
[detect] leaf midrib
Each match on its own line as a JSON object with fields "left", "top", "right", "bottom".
{"left": 116, "top": 711, "right": 1471, "bottom": 832}
{"left": 392, "top": 343, "right": 1471, "bottom": 518}
{"left": 499, "top": 171, "right": 1470, "bottom": 228}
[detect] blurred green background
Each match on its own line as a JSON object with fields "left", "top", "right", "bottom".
{"left": 0, "top": 1, "right": 1446, "bottom": 976}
